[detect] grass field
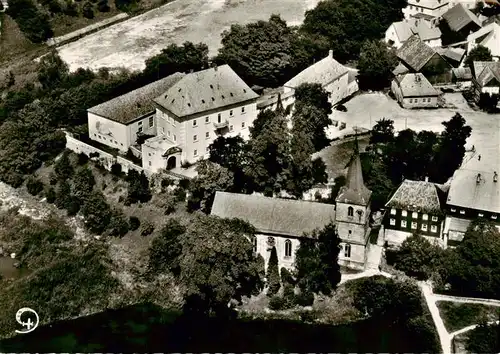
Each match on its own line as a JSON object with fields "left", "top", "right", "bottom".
{"left": 57, "top": 0, "right": 320, "bottom": 72}
{"left": 436, "top": 301, "right": 500, "bottom": 333}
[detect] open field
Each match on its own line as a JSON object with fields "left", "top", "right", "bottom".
{"left": 57, "top": 0, "right": 320, "bottom": 72}
{"left": 332, "top": 93, "right": 500, "bottom": 173}
{"left": 436, "top": 301, "right": 500, "bottom": 333}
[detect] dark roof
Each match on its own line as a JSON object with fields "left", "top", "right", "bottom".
{"left": 447, "top": 169, "right": 500, "bottom": 213}
{"left": 397, "top": 35, "right": 437, "bottom": 72}
{"left": 336, "top": 148, "right": 372, "bottom": 205}
{"left": 394, "top": 73, "right": 439, "bottom": 97}
{"left": 153, "top": 65, "right": 258, "bottom": 118}
{"left": 442, "top": 3, "right": 481, "bottom": 32}
{"left": 210, "top": 192, "right": 336, "bottom": 238}
{"left": 436, "top": 47, "right": 466, "bottom": 63}
{"left": 87, "top": 72, "right": 185, "bottom": 124}
{"left": 385, "top": 179, "right": 445, "bottom": 214}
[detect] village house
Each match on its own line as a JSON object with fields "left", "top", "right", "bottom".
{"left": 396, "top": 35, "right": 453, "bottom": 83}
{"left": 467, "top": 18, "right": 500, "bottom": 60}
{"left": 385, "top": 19, "right": 442, "bottom": 48}
{"left": 403, "top": 0, "right": 450, "bottom": 22}
{"left": 87, "top": 65, "right": 259, "bottom": 173}
{"left": 384, "top": 179, "right": 448, "bottom": 247}
{"left": 210, "top": 145, "right": 372, "bottom": 272}
{"left": 284, "top": 50, "right": 359, "bottom": 108}
{"left": 391, "top": 73, "right": 440, "bottom": 108}
{"left": 452, "top": 67, "right": 473, "bottom": 87}
{"left": 441, "top": 3, "right": 482, "bottom": 37}
{"left": 443, "top": 167, "right": 500, "bottom": 246}
{"left": 471, "top": 61, "right": 500, "bottom": 102}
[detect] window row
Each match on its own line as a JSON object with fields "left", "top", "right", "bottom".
{"left": 389, "top": 218, "right": 438, "bottom": 232}
{"left": 450, "top": 208, "right": 498, "bottom": 220}
{"left": 93, "top": 133, "right": 124, "bottom": 147}
{"left": 192, "top": 107, "right": 246, "bottom": 127}
{"left": 409, "top": 97, "right": 432, "bottom": 103}
{"left": 160, "top": 127, "right": 177, "bottom": 142}
{"left": 193, "top": 146, "right": 211, "bottom": 157}
{"left": 254, "top": 238, "right": 294, "bottom": 257}
{"left": 390, "top": 209, "right": 438, "bottom": 221}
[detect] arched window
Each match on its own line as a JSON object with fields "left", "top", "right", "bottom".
{"left": 344, "top": 243, "right": 351, "bottom": 258}
{"left": 348, "top": 206, "right": 354, "bottom": 217}
{"left": 284, "top": 239, "right": 292, "bottom": 257}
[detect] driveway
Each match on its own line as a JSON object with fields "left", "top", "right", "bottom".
{"left": 57, "top": 0, "right": 320, "bottom": 72}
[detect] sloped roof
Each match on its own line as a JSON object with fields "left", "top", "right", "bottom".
{"left": 285, "top": 50, "right": 349, "bottom": 89}
{"left": 393, "top": 62, "right": 410, "bottom": 76}
{"left": 442, "top": 4, "right": 482, "bottom": 32}
{"left": 393, "top": 21, "right": 415, "bottom": 42}
{"left": 447, "top": 169, "right": 500, "bottom": 213}
{"left": 394, "top": 73, "right": 439, "bottom": 97}
{"left": 88, "top": 72, "right": 185, "bottom": 124}
{"left": 391, "top": 20, "right": 442, "bottom": 42}
{"left": 407, "top": 0, "right": 449, "bottom": 9}
{"left": 336, "top": 151, "right": 372, "bottom": 205}
{"left": 452, "top": 67, "right": 472, "bottom": 80}
{"left": 397, "top": 35, "right": 437, "bottom": 71}
{"left": 467, "top": 22, "right": 500, "bottom": 57}
{"left": 154, "top": 65, "right": 258, "bottom": 118}
{"left": 385, "top": 179, "right": 445, "bottom": 214}
{"left": 210, "top": 192, "right": 336, "bottom": 238}
{"left": 473, "top": 61, "right": 500, "bottom": 86}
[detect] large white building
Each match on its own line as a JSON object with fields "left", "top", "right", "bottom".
{"left": 403, "top": 0, "right": 450, "bottom": 21}
{"left": 385, "top": 19, "right": 442, "bottom": 48}
{"left": 87, "top": 65, "right": 259, "bottom": 173}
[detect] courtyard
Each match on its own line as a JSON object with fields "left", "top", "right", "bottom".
{"left": 57, "top": 0, "right": 320, "bottom": 72}
{"left": 328, "top": 92, "right": 500, "bottom": 173}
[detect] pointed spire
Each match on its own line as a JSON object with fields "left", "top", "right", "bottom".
{"left": 275, "top": 93, "right": 284, "bottom": 115}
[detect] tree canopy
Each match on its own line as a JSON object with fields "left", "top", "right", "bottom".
{"left": 464, "top": 45, "right": 493, "bottom": 68}
{"left": 358, "top": 40, "right": 398, "bottom": 90}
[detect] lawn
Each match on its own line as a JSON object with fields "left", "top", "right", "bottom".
{"left": 436, "top": 301, "right": 500, "bottom": 333}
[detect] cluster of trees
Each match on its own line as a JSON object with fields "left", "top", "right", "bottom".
{"left": 362, "top": 114, "right": 471, "bottom": 208}
{"left": 351, "top": 276, "right": 441, "bottom": 353}
{"left": 466, "top": 318, "right": 500, "bottom": 353}
{"left": 188, "top": 84, "right": 331, "bottom": 213}
{"left": 391, "top": 219, "right": 500, "bottom": 300}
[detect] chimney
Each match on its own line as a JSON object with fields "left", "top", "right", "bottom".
{"left": 214, "top": 64, "right": 218, "bottom": 71}
{"left": 189, "top": 69, "right": 194, "bottom": 73}
{"left": 329, "top": 49, "right": 333, "bottom": 58}
{"left": 494, "top": 171, "right": 498, "bottom": 183}
{"left": 425, "top": 176, "right": 429, "bottom": 182}
{"left": 476, "top": 173, "right": 481, "bottom": 184}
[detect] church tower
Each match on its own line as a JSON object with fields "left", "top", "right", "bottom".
{"left": 335, "top": 137, "right": 372, "bottom": 270}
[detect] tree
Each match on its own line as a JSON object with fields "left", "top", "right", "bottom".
{"left": 370, "top": 118, "right": 395, "bottom": 145}
{"left": 45, "top": 187, "right": 56, "bottom": 203}
{"left": 82, "top": 1, "right": 94, "bottom": 19}
{"left": 358, "top": 40, "right": 398, "bottom": 90}
{"left": 217, "top": 15, "right": 309, "bottom": 88}
{"left": 267, "top": 246, "right": 281, "bottom": 296}
{"left": 292, "top": 83, "right": 332, "bottom": 151}
{"left": 394, "top": 234, "right": 443, "bottom": 280}
{"left": 55, "top": 180, "right": 72, "bottom": 210}
{"left": 432, "top": 113, "right": 472, "bottom": 183}
{"left": 26, "top": 177, "right": 44, "bottom": 196}
{"left": 300, "top": 0, "right": 407, "bottom": 62}
{"left": 97, "top": 0, "right": 110, "bottom": 12}
{"left": 177, "top": 215, "right": 262, "bottom": 316}
{"left": 38, "top": 51, "right": 70, "bottom": 91}
{"left": 54, "top": 151, "right": 74, "bottom": 180}
{"left": 106, "top": 209, "right": 129, "bottom": 237}
{"left": 72, "top": 166, "right": 95, "bottom": 201}
{"left": 187, "top": 160, "right": 234, "bottom": 213}
{"left": 143, "top": 42, "right": 209, "bottom": 82}
{"left": 245, "top": 110, "right": 291, "bottom": 196}
{"left": 466, "top": 320, "right": 499, "bottom": 353}
{"left": 126, "top": 170, "right": 151, "bottom": 204}
{"left": 464, "top": 45, "right": 493, "bottom": 69}
{"left": 208, "top": 136, "right": 250, "bottom": 193}
{"left": 7, "top": 0, "right": 53, "bottom": 43}
{"left": 478, "top": 92, "right": 500, "bottom": 112}
{"left": 148, "top": 218, "right": 186, "bottom": 275}
{"left": 80, "top": 191, "right": 112, "bottom": 234}
{"left": 295, "top": 222, "right": 341, "bottom": 295}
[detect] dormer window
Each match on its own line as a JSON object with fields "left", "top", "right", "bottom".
{"left": 348, "top": 206, "right": 354, "bottom": 217}
{"left": 243, "top": 89, "right": 247, "bottom": 93}
{"left": 221, "top": 95, "right": 225, "bottom": 99}
{"left": 187, "top": 103, "right": 191, "bottom": 107}
{"left": 171, "top": 99, "right": 175, "bottom": 104}
{"left": 202, "top": 99, "right": 205, "bottom": 104}
{"left": 230, "top": 92, "right": 233, "bottom": 97}
{"left": 178, "top": 88, "right": 181, "bottom": 92}
{"left": 210, "top": 84, "right": 214, "bottom": 89}
{"left": 390, "top": 208, "right": 396, "bottom": 215}
{"left": 211, "top": 97, "right": 215, "bottom": 101}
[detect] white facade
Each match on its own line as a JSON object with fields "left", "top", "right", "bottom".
{"left": 467, "top": 22, "right": 500, "bottom": 60}
{"left": 256, "top": 234, "right": 300, "bottom": 272}
{"left": 403, "top": 1, "right": 450, "bottom": 19}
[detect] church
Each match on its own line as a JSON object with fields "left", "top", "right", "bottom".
{"left": 210, "top": 143, "right": 372, "bottom": 271}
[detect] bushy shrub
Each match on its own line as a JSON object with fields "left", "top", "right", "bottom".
{"left": 268, "top": 295, "right": 286, "bottom": 310}
{"left": 66, "top": 197, "right": 81, "bottom": 216}
{"left": 45, "top": 187, "right": 56, "bottom": 203}
{"left": 26, "top": 177, "right": 44, "bottom": 196}
{"left": 49, "top": 173, "right": 58, "bottom": 185}
{"left": 129, "top": 216, "right": 140, "bottom": 231}
{"left": 178, "top": 178, "right": 190, "bottom": 190}
{"left": 161, "top": 177, "right": 174, "bottom": 189}
{"left": 77, "top": 153, "right": 89, "bottom": 165}
{"left": 140, "top": 221, "right": 154, "bottom": 236}
{"left": 295, "top": 290, "right": 314, "bottom": 307}
{"left": 106, "top": 209, "right": 129, "bottom": 237}
{"left": 267, "top": 246, "right": 281, "bottom": 296}
{"left": 110, "top": 162, "right": 122, "bottom": 176}
{"left": 280, "top": 267, "right": 295, "bottom": 285}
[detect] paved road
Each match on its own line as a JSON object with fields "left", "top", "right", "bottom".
{"left": 57, "top": 0, "right": 320, "bottom": 72}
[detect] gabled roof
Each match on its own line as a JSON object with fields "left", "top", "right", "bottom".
{"left": 452, "top": 67, "right": 472, "bottom": 80}
{"left": 385, "top": 179, "right": 445, "bottom": 214}
{"left": 88, "top": 72, "right": 185, "bottom": 124}
{"left": 397, "top": 35, "right": 438, "bottom": 71}
{"left": 467, "top": 22, "right": 500, "bottom": 57}
{"left": 394, "top": 73, "right": 439, "bottom": 97}
{"left": 442, "top": 4, "right": 482, "bottom": 32}
{"left": 473, "top": 61, "right": 500, "bottom": 86}
{"left": 285, "top": 50, "right": 349, "bottom": 89}
{"left": 393, "top": 62, "right": 410, "bottom": 76}
{"left": 154, "top": 65, "right": 258, "bottom": 118}
{"left": 391, "top": 20, "right": 442, "bottom": 42}
{"left": 210, "top": 192, "right": 336, "bottom": 238}
{"left": 392, "top": 21, "right": 415, "bottom": 42}
{"left": 407, "top": 0, "right": 449, "bottom": 9}
{"left": 336, "top": 146, "right": 372, "bottom": 206}
{"left": 440, "top": 47, "right": 466, "bottom": 63}
{"left": 447, "top": 169, "right": 500, "bottom": 214}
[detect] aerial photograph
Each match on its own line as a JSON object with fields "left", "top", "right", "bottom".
{"left": 0, "top": 0, "right": 499, "bottom": 351}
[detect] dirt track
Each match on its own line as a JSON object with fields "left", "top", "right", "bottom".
{"left": 57, "top": 0, "right": 319, "bottom": 72}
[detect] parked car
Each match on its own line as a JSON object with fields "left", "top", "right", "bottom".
{"left": 335, "top": 104, "right": 347, "bottom": 112}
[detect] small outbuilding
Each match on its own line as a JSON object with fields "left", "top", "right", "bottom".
{"left": 391, "top": 73, "right": 440, "bottom": 108}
